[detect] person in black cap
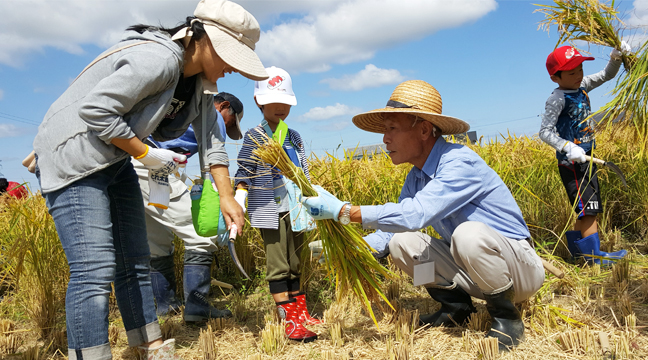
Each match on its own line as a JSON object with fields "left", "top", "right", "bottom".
{"left": 133, "top": 92, "right": 244, "bottom": 323}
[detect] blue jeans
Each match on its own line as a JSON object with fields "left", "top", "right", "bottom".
{"left": 43, "top": 159, "right": 160, "bottom": 360}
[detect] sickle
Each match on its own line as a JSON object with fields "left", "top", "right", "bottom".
{"left": 584, "top": 155, "right": 628, "bottom": 188}
{"left": 227, "top": 224, "right": 250, "bottom": 280}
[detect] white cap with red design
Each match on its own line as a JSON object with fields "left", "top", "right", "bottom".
{"left": 253, "top": 66, "right": 297, "bottom": 106}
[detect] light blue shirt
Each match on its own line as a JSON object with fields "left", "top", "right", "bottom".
{"left": 361, "top": 137, "right": 530, "bottom": 258}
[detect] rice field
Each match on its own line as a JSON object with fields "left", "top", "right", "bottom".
{"left": 1, "top": 125, "right": 647, "bottom": 359}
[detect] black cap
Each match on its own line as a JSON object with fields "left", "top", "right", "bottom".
{"left": 214, "top": 92, "right": 244, "bottom": 140}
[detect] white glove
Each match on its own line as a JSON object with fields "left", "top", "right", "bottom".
{"left": 563, "top": 142, "right": 587, "bottom": 163}
{"left": 309, "top": 240, "right": 326, "bottom": 265}
{"left": 234, "top": 189, "right": 248, "bottom": 214}
{"left": 148, "top": 169, "right": 172, "bottom": 209}
{"left": 611, "top": 41, "right": 632, "bottom": 60}
{"left": 136, "top": 145, "right": 187, "bottom": 172}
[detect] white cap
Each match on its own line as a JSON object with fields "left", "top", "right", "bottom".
{"left": 177, "top": 0, "right": 268, "bottom": 83}
{"left": 254, "top": 66, "right": 297, "bottom": 106}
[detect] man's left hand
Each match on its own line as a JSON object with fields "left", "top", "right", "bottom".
{"left": 302, "top": 185, "right": 345, "bottom": 221}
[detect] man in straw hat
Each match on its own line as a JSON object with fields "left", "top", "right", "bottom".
{"left": 303, "top": 80, "right": 545, "bottom": 351}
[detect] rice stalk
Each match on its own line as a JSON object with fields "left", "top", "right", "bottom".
{"left": 323, "top": 296, "right": 350, "bottom": 325}
{"left": 252, "top": 134, "right": 395, "bottom": 328}
{"left": 0, "top": 333, "right": 21, "bottom": 355}
{"left": 556, "top": 328, "right": 596, "bottom": 354}
{"left": 619, "top": 291, "right": 633, "bottom": 317}
{"left": 198, "top": 325, "right": 217, "bottom": 360}
{"left": 108, "top": 324, "right": 120, "bottom": 346}
{"left": 160, "top": 318, "right": 182, "bottom": 340}
{"left": 386, "top": 336, "right": 410, "bottom": 360}
{"left": 466, "top": 309, "right": 491, "bottom": 332}
{"left": 329, "top": 321, "right": 344, "bottom": 347}
{"left": 624, "top": 313, "right": 636, "bottom": 332}
{"left": 393, "top": 309, "right": 418, "bottom": 346}
{"left": 21, "top": 345, "right": 45, "bottom": 360}
{"left": 259, "top": 320, "right": 286, "bottom": 356}
{"left": 206, "top": 317, "right": 233, "bottom": 331}
{"left": 614, "top": 331, "right": 634, "bottom": 359}
{"left": 472, "top": 337, "right": 499, "bottom": 360}
{"left": 322, "top": 349, "right": 350, "bottom": 360}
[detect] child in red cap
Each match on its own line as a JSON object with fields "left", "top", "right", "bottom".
{"left": 539, "top": 43, "right": 631, "bottom": 265}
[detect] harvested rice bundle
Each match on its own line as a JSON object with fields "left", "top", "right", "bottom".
{"left": 536, "top": 0, "right": 648, "bottom": 145}
{"left": 251, "top": 134, "right": 395, "bottom": 327}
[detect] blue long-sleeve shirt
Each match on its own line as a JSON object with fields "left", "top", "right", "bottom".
{"left": 147, "top": 112, "right": 227, "bottom": 159}
{"left": 361, "top": 137, "right": 530, "bottom": 258}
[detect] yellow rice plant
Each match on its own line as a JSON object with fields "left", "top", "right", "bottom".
{"left": 0, "top": 194, "right": 68, "bottom": 339}
{"left": 536, "top": 0, "right": 648, "bottom": 153}
{"left": 252, "top": 136, "right": 395, "bottom": 327}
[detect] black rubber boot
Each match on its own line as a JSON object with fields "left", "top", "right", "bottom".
{"left": 150, "top": 254, "right": 182, "bottom": 316}
{"left": 419, "top": 283, "right": 476, "bottom": 327}
{"left": 183, "top": 251, "right": 232, "bottom": 323}
{"left": 484, "top": 286, "right": 524, "bottom": 352}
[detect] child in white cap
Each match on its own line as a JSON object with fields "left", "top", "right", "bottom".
{"left": 234, "top": 66, "right": 320, "bottom": 342}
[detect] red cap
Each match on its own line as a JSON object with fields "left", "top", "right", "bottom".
{"left": 546, "top": 46, "right": 594, "bottom": 75}
{"left": 6, "top": 182, "right": 27, "bottom": 199}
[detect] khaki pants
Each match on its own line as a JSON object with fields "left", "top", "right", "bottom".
{"left": 134, "top": 161, "right": 218, "bottom": 257}
{"left": 388, "top": 221, "right": 545, "bottom": 303}
{"left": 261, "top": 213, "right": 304, "bottom": 293}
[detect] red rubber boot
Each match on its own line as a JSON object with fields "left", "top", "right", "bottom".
{"left": 291, "top": 292, "right": 322, "bottom": 325}
{"left": 276, "top": 298, "right": 318, "bottom": 342}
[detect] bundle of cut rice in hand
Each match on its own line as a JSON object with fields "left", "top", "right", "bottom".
{"left": 536, "top": 0, "right": 648, "bottom": 149}
{"left": 251, "top": 134, "right": 395, "bottom": 327}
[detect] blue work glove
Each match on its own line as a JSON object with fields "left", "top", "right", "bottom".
{"left": 302, "top": 185, "right": 345, "bottom": 221}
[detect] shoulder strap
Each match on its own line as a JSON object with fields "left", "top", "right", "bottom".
{"left": 72, "top": 40, "right": 155, "bottom": 84}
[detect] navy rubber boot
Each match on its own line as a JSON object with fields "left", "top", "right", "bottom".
{"left": 183, "top": 251, "right": 232, "bottom": 323}
{"left": 565, "top": 230, "right": 582, "bottom": 259}
{"left": 574, "top": 232, "right": 627, "bottom": 266}
{"left": 419, "top": 284, "right": 476, "bottom": 327}
{"left": 150, "top": 254, "right": 182, "bottom": 316}
{"left": 484, "top": 287, "right": 524, "bottom": 352}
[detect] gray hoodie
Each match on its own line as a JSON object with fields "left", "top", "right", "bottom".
{"left": 34, "top": 29, "right": 228, "bottom": 194}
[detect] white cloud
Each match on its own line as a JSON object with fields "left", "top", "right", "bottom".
{"left": 314, "top": 121, "right": 351, "bottom": 132}
{"left": 0, "top": 0, "right": 496, "bottom": 71}
{"left": 0, "top": 89, "right": 3, "bottom": 100}
{"left": 321, "top": 64, "right": 404, "bottom": 91}
{"left": 0, "top": 124, "right": 20, "bottom": 138}
{"left": 0, "top": 0, "right": 336, "bottom": 67}
{"left": 625, "top": 0, "right": 648, "bottom": 47}
{"left": 257, "top": 0, "right": 498, "bottom": 73}
{"left": 299, "top": 103, "right": 362, "bottom": 122}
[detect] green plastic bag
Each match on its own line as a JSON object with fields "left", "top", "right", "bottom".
{"left": 190, "top": 177, "right": 221, "bottom": 237}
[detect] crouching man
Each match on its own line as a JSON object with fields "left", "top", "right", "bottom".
{"left": 303, "top": 80, "right": 545, "bottom": 351}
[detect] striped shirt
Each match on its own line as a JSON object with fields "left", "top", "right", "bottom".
{"left": 234, "top": 124, "right": 311, "bottom": 229}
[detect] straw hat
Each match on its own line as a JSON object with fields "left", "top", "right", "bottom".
{"left": 352, "top": 80, "right": 469, "bottom": 135}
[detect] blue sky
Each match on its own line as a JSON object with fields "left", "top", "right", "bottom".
{"left": 1, "top": 0, "right": 646, "bottom": 188}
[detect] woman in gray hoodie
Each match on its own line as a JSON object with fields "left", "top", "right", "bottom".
{"left": 32, "top": 1, "right": 267, "bottom": 359}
